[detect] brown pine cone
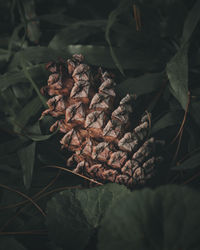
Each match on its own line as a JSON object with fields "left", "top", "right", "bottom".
{"left": 40, "top": 54, "right": 164, "bottom": 187}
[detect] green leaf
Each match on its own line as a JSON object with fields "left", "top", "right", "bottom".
{"left": 49, "top": 20, "right": 106, "bottom": 49}
{"left": 8, "top": 45, "right": 162, "bottom": 71}
{"left": 0, "top": 153, "right": 20, "bottom": 167}
{"left": 0, "top": 64, "right": 46, "bottom": 91}
{"left": 191, "top": 101, "right": 200, "bottom": 127}
{"left": 17, "top": 141, "right": 36, "bottom": 189}
{"left": 166, "top": 43, "right": 189, "bottom": 110}
{"left": 151, "top": 111, "right": 180, "bottom": 134}
{"left": 9, "top": 96, "right": 43, "bottom": 134}
{"left": 0, "top": 137, "right": 28, "bottom": 156}
{"left": 172, "top": 151, "right": 200, "bottom": 170}
{"left": 0, "top": 88, "right": 22, "bottom": 116}
{"left": 46, "top": 183, "right": 130, "bottom": 250}
{"left": 105, "top": 1, "right": 130, "bottom": 75}
{"left": 0, "top": 237, "right": 27, "bottom": 250}
{"left": 0, "top": 48, "right": 9, "bottom": 62}
{"left": 181, "top": 0, "right": 200, "bottom": 46}
{"left": 98, "top": 185, "right": 200, "bottom": 250}
{"left": 166, "top": 1, "right": 200, "bottom": 111}
{"left": 25, "top": 121, "right": 58, "bottom": 141}
{"left": 116, "top": 72, "right": 165, "bottom": 97}
{"left": 20, "top": 57, "right": 47, "bottom": 107}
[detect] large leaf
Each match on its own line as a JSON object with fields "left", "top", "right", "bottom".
{"left": 46, "top": 183, "right": 130, "bottom": 250}
{"left": 181, "top": 0, "right": 200, "bottom": 46}
{"left": 116, "top": 72, "right": 165, "bottom": 97}
{"left": 105, "top": 1, "right": 128, "bottom": 75}
{"left": 17, "top": 141, "right": 36, "bottom": 189}
{"left": 166, "top": 43, "right": 189, "bottom": 110}
{"left": 8, "top": 45, "right": 163, "bottom": 72}
{"left": 98, "top": 185, "right": 200, "bottom": 250}
{"left": 166, "top": 0, "right": 200, "bottom": 110}
{"left": 49, "top": 20, "right": 106, "bottom": 49}
{"left": 0, "top": 64, "right": 46, "bottom": 91}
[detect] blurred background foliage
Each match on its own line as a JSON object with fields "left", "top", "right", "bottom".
{"left": 0, "top": 0, "right": 200, "bottom": 249}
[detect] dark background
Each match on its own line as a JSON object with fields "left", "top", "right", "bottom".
{"left": 0, "top": 0, "right": 200, "bottom": 249}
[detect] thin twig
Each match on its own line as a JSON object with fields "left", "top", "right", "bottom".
{"left": 0, "top": 230, "right": 48, "bottom": 235}
{"left": 0, "top": 183, "right": 45, "bottom": 217}
{"left": 171, "top": 91, "right": 191, "bottom": 144}
{"left": 0, "top": 170, "right": 61, "bottom": 210}
{"left": 183, "top": 171, "right": 200, "bottom": 185}
{"left": 43, "top": 165, "right": 103, "bottom": 186}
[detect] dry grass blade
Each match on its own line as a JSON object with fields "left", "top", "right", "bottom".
{"left": 171, "top": 91, "right": 191, "bottom": 145}
{"left": 133, "top": 4, "right": 141, "bottom": 31}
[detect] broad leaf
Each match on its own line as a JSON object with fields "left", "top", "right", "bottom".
{"left": 116, "top": 72, "right": 165, "bottom": 97}
{"left": 166, "top": 43, "right": 189, "bottom": 110}
{"left": 98, "top": 185, "right": 200, "bottom": 250}
{"left": 181, "top": 0, "right": 200, "bottom": 46}
{"left": 49, "top": 20, "right": 106, "bottom": 49}
{"left": 166, "top": 0, "right": 200, "bottom": 110}
{"left": 46, "top": 183, "right": 130, "bottom": 250}
{"left": 8, "top": 45, "right": 162, "bottom": 71}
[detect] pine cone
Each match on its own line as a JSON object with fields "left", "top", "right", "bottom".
{"left": 40, "top": 54, "right": 164, "bottom": 187}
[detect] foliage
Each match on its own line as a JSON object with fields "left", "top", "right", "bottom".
{"left": 0, "top": 0, "right": 200, "bottom": 249}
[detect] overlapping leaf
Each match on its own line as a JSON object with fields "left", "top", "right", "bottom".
{"left": 46, "top": 184, "right": 130, "bottom": 250}
{"left": 98, "top": 185, "right": 200, "bottom": 250}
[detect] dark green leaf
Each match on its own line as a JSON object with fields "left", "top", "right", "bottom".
{"left": 0, "top": 48, "right": 9, "bottom": 62}
{"left": 25, "top": 121, "right": 58, "bottom": 141}
{"left": 0, "top": 137, "right": 28, "bottom": 156}
{"left": 8, "top": 45, "right": 163, "bottom": 71}
{"left": 166, "top": 0, "right": 200, "bottom": 111}
{"left": 0, "top": 153, "right": 20, "bottom": 167}
{"left": 46, "top": 183, "right": 130, "bottom": 250}
{"left": 181, "top": 0, "right": 200, "bottom": 45}
{"left": 49, "top": 20, "right": 106, "bottom": 49}
{"left": 9, "top": 96, "right": 43, "bottom": 134}
{"left": 98, "top": 185, "right": 200, "bottom": 250}
{"left": 0, "top": 88, "right": 22, "bottom": 116}
{"left": 151, "top": 111, "right": 180, "bottom": 134}
{"left": 166, "top": 43, "right": 189, "bottom": 110}
{"left": 172, "top": 151, "right": 200, "bottom": 170}
{"left": 0, "top": 237, "right": 27, "bottom": 250}
{"left": 17, "top": 141, "right": 36, "bottom": 189}
{"left": 105, "top": 0, "right": 130, "bottom": 75}
{"left": 0, "top": 64, "right": 46, "bottom": 91}
{"left": 20, "top": 57, "right": 47, "bottom": 107}
{"left": 191, "top": 101, "right": 200, "bottom": 127}
{"left": 116, "top": 72, "right": 165, "bottom": 97}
